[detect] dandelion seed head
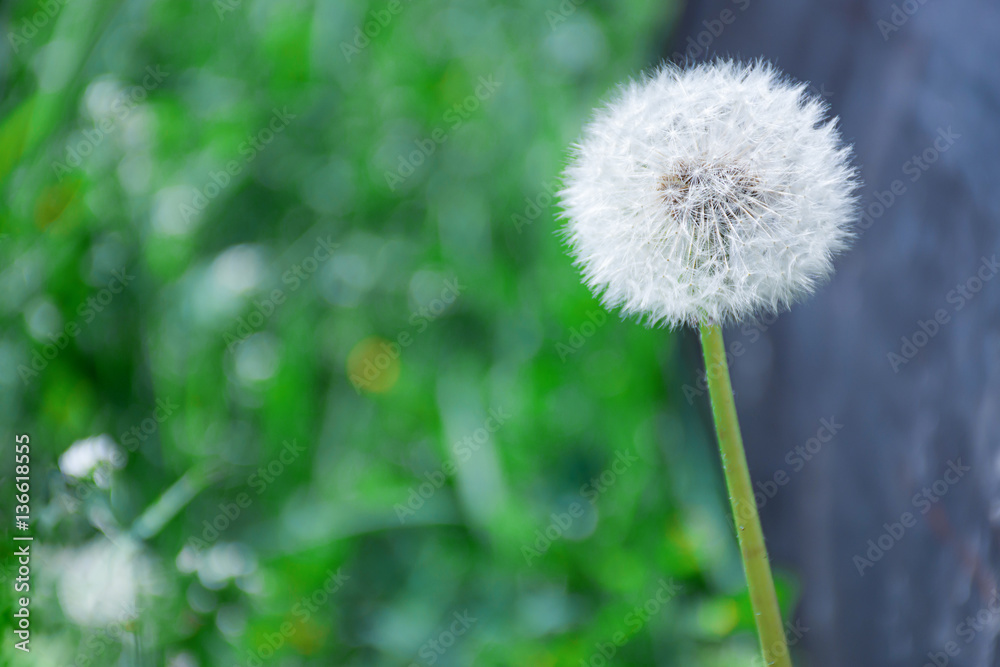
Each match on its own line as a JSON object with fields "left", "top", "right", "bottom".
{"left": 559, "top": 59, "right": 860, "bottom": 328}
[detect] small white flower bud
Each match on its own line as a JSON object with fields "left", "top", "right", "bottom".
{"left": 559, "top": 60, "right": 860, "bottom": 328}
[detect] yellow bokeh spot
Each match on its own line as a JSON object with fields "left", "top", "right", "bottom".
{"left": 287, "top": 615, "right": 326, "bottom": 655}
{"left": 696, "top": 598, "right": 740, "bottom": 637}
{"left": 347, "top": 336, "right": 401, "bottom": 393}
{"left": 35, "top": 178, "right": 83, "bottom": 231}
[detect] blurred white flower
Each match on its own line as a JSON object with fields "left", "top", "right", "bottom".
{"left": 55, "top": 538, "right": 157, "bottom": 627}
{"left": 59, "top": 434, "right": 123, "bottom": 487}
{"left": 210, "top": 244, "right": 265, "bottom": 296}
{"left": 559, "top": 60, "right": 859, "bottom": 327}
{"left": 177, "top": 541, "right": 257, "bottom": 590}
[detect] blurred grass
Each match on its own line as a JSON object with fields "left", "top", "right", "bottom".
{"left": 0, "top": 0, "right": 794, "bottom": 664}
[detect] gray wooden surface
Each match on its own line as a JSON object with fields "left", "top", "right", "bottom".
{"left": 669, "top": 1, "right": 1000, "bottom": 665}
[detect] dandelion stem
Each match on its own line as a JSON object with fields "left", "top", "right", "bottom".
{"left": 699, "top": 322, "right": 791, "bottom": 667}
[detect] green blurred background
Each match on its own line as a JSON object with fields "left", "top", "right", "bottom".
{"left": 1, "top": 0, "right": 796, "bottom": 664}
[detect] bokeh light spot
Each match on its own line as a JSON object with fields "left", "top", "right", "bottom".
{"left": 347, "top": 336, "right": 401, "bottom": 393}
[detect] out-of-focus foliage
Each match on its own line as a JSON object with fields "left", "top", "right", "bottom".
{"left": 0, "top": 0, "right": 794, "bottom": 664}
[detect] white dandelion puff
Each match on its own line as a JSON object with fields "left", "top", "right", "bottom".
{"left": 559, "top": 59, "right": 860, "bottom": 328}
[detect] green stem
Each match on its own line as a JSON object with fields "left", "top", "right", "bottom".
{"left": 699, "top": 322, "right": 791, "bottom": 667}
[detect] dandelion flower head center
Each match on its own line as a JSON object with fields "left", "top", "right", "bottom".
{"left": 656, "top": 159, "right": 769, "bottom": 243}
